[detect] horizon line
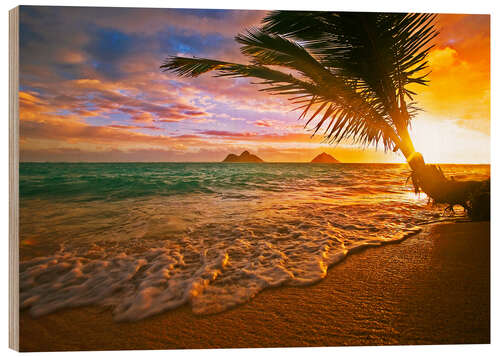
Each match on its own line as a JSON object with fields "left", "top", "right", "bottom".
{"left": 18, "top": 161, "right": 491, "bottom": 165}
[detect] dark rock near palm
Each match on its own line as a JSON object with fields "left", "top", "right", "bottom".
{"left": 163, "top": 11, "right": 490, "bottom": 220}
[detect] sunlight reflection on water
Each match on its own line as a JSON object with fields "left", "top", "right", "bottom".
{"left": 19, "top": 163, "right": 490, "bottom": 320}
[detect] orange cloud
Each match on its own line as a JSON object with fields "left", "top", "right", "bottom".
{"left": 18, "top": 10, "right": 489, "bottom": 164}
{"left": 414, "top": 14, "right": 490, "bottom": 135}
{"left": 415, "top": 44, "right": 489, "bottom": 133}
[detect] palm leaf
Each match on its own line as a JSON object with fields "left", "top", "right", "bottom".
{"left": 261, "top": 11, "right": 438, "bottom": 132}
{"left": 162, "top": 11, "right": 438, "bottom": 155}
{"left": 162, "top": 56, "right": 400, "bottom": 150}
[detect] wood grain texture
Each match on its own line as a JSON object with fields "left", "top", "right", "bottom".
{"left": 9, "top": 5, "right": 20, "bottom": 351}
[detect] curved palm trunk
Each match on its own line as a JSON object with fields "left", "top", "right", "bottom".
{"left": 161, "top": 15, "right": 489, "bottom": 220}
{"left": 397, "top": 127, "right": 489, "bottom": 220}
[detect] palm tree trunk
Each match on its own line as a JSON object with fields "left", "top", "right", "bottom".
{"left": 397, "top": 127, "right": 489, "bottom": 220}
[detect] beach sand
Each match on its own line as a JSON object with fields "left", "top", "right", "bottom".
{"left": 19, "top": 221, "right": 490, "bottom": 351}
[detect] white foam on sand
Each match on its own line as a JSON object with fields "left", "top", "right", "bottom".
{"left": 20, "top": 163, "right": 488, "bottom": 321}
{"left": 20, "top": 218, "right": 422, "bottom": 321}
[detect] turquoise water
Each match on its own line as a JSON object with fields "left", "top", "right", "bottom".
{"left": 19, "top": 163, "right": 490, "bottom": 320}
{"left": 20, "top": 162, "right": 416, "bottom": 201}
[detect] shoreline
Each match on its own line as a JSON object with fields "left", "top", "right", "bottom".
{"left": 19, "top": 221, "right": 490, "bottom": 351}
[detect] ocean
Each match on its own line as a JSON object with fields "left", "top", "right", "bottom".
{"left": 19, "top": 162, "right": 490, "bottom": 321}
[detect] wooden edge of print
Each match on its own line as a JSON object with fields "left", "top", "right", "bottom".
{"left": 9, "top": 6, "right": 20, "bottom": 352}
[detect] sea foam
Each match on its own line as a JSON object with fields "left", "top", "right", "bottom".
{"left": 19, "top": 163, "right": 490, "bottom": 320}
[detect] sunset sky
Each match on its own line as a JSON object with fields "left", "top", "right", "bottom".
{"left": 19, "top": 7, "right": 490, "bottom": 163}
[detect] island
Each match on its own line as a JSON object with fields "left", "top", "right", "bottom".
{"left": 222, "top": 150, "right": 264, "bottom": 163}
{"left": 311, "top": 152, "right": 340, "bottom": 163}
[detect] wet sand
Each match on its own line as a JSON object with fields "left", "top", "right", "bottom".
{"left": 19, "top": 221, "right": 490, "bottom": 351}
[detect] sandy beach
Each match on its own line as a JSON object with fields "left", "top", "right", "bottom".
{"left": 18, "top": 220, "right": 489, "bottom": 351}
{"left": 11, "top": 6, "right": 492, "bottom": 354}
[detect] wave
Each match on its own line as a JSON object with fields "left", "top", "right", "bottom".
{"left": 19, "top": 163, "right": 490, "bottom": 321}
{"left": 19, "top": 162, "right": 419, "bottom": 201}
{"left": 19, "top": 226, "right": 422, "bottom": 321}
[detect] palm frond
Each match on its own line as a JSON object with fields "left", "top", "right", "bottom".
{"left": 261, "top": 11, "right": 438, "bottom": 131}
{"left": 160, "top": 57, "right": 231, "bottom": 77}
{"left": 161, "top": 56, "right": 313, "bottom": 92}
{"left": 162, "top": 11, "right": 439, "bottom": 155}
{"left": 235, "top": 29, "right": 332, "bottom": 82}
{"left": 162, "top": 56, "right": 400, "bottom": 150}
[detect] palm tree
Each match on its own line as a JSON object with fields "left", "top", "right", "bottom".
{"left": 162, "top": 11, "right": 489, "bottom": 219}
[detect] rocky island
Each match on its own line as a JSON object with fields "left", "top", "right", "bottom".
{"left": 222, "top": 150, "right": 264, "bottom": 163}
{"left": 311, "top": 152, "right": 340, "bottom": 163}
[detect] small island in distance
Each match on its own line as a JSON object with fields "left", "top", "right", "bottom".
{"left": 222, "top": 151, "right": 340, "bottom": 163}
{"left": 222, "top": 150, "right": 264, "bottom": 163}
{"left": 311, "top": 152, "right": 340, "bottom": 163}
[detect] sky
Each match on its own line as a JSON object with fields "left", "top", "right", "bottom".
{"left": 18, "top": 7, "right": 490, "bottom": 163}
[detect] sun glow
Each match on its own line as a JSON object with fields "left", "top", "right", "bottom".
{"left": 18, "top": 10, "right": 489, "bottom": 164}
{"left": 408, "top": 116, "right": 490, "bottom": 164}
